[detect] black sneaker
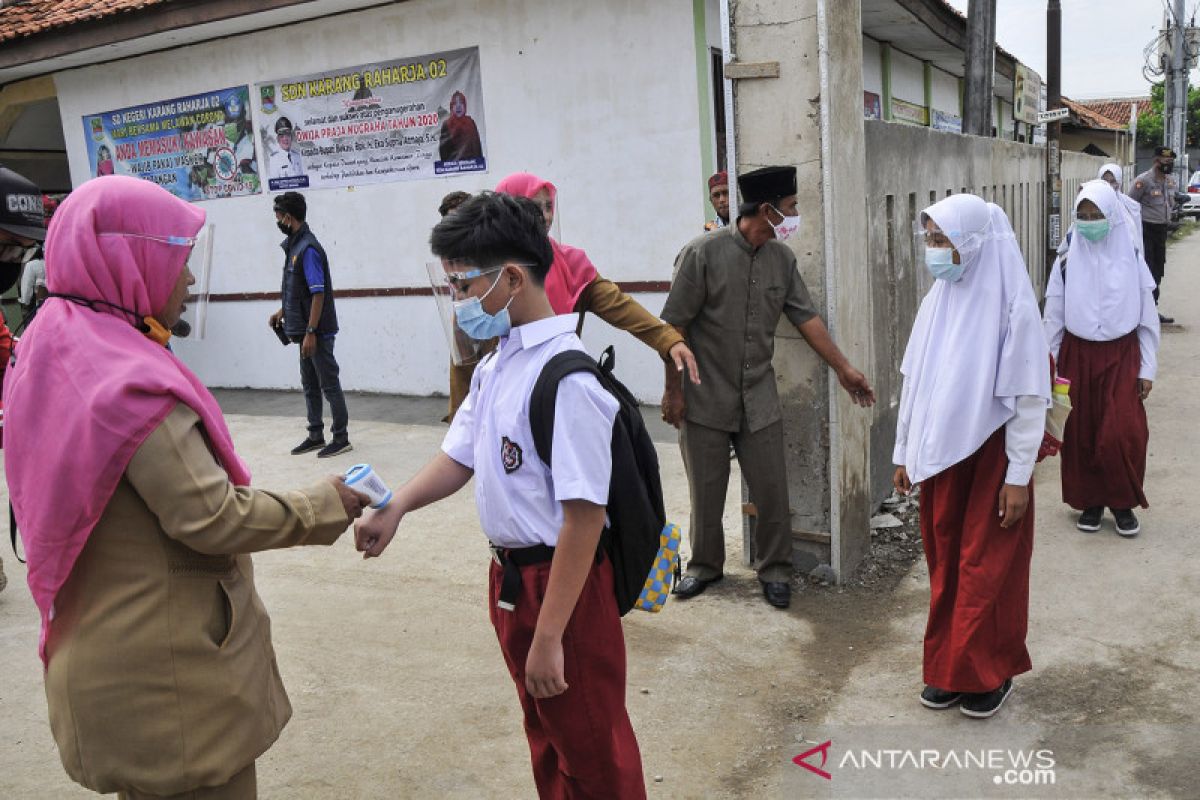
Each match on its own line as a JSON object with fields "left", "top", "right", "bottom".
{"left": 1111, "top": 508, "right": 1141, "bottom": 537}
{"left": 919, "top": 686, "right": 962, "bottom": 709}
{"left": 960, "top": 679, "right": 1013, "bottom": 718}
{"left": 1076, "top": 506, "right": 1103, "bottom": 532}
{"left": 317, "top": 439, "right": 353, "bottom": 458}
{"left": 290, "top": 437, "right": 325, "bottom": 455}
{"left": 1159, "top": 313, "right": 1175, "bottom": 325}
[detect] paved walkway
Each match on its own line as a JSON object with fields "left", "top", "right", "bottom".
{"left": 1, "top": 238, "right": 1197, "bottom": 798}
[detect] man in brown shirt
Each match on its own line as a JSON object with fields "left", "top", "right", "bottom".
{"left": 661, "top": 166, "right": 875, "bottom": 609}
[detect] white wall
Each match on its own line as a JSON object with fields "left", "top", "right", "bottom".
{"left": 930, "top": 67, "right": 959, "bottom": 117}
{"left": 889, "top": 48, "right": 924, "bottom": 106}
{"left": 54, "top": 0, "right": 704, "bottom": 401}
{"left": 862, "top": 36, "right": 882, "bottom": 96}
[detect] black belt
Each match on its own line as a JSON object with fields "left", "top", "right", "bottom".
{"left": 489, "top": 539, "right": 607, "bottom": 612}
{"left": 490, "top": 543, "right": 556, "bottom": 612}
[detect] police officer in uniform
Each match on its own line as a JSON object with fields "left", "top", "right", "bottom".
{"left": 268, "top": 117, "right": 305, "bottom": 182}
{"left": 1129, "top": 146, "right": 1177, "bottom": 324}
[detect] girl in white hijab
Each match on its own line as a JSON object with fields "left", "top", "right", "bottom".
{"left": 893, "top": 193, "right": 1050, "bottom": 719}
{"left": 1097, "top": 162, "right": 1143, "bottom": 229}
{"left": 1043, "top": 180, "right": 1159, "bottom": 537}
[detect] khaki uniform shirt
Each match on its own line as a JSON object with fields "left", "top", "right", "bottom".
{"left": 1129, "top": 168, "right": 1177, "bottom": 225}
{"left": 44, "top": 404, "right": 351, "bottom": 796}
{"left": 661, "top": 225, "right": 817, "bottom": 433}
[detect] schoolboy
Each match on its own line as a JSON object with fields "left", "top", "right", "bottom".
{"left": 354, "top": 192, "right": 645, "bottom": 798}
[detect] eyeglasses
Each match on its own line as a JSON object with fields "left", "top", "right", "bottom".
{"left": 442, "top": 262, "right": 533, "bottom": 295}
{"left": 98, "top": 231, "right": 198, "bottom": 247}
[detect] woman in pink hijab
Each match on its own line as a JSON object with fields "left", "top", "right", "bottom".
{"left": 443, "top": 172, "right": 699, "bottom": 420}
{"left": 3, "top": 176, "right": 368, "bottom": 799}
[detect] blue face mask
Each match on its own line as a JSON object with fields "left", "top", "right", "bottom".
{"left": 925, "top": 247, "right": 965, "bottom": 282}
{"left": 454, "top": 271, "right": 513, "bottom": 340}
{"left": 1076, "top": 219, "right": 1110, "bottom": 242}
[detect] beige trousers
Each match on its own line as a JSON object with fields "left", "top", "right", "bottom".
{"left": 118, "top": 763, "right": 256, "bottom": 800}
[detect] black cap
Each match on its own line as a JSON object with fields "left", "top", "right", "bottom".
{"left": 738, "top": 166, "right": 797, "bottom": 205}
{"left": 0, "top": 165, "right": 46, "bottom": 241}
{"left": 274, "top": 116, "right": 295, "bottom": 135}
{"left": 1155, "top": 146, "right": 1177, "bottom": 159}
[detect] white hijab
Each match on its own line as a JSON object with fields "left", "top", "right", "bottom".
{"left": 896, "top": 194, "right": 1051, "bottom": 484}
{"left": 1097, "top": 162, "right": 1143, "bottom": 228}
{"left": 1060, "top": 180, "right": 1156, "bottom": 341}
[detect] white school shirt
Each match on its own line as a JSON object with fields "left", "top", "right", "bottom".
{"left": 442, "top": 314, "right": 619, "bottom": 549}
{"left": 1042, "top": 258, "right": 1159, "bottom": 382}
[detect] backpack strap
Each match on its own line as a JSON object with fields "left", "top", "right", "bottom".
{"left": 530, "top": 348, "right": 610, "bottom": 467}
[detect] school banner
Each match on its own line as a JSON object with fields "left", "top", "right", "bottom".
{"left": 255, "top": 46, "right": 488, "bottom": 192}
{"left": 82, "top": 86, "right": 261, "bottom": 201}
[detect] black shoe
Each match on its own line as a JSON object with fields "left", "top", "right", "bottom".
{"left": 761, "top": 581, "right": 791, "bottom": 609}
{"left": 960, "top": 679, "right": 1013, "bottom": 718}
{"left": 1076, "top": 506, "right": 1103, "bottom": 532}
{"left": 1111, "top": 508, "right": 1141, "bottom": 537}
{"left": 291, "top": 437, "right": 325, "bottom": 455}
{"left": 672, "top": 574, "right": 722, "bottom": 599}
{"left": 919, "top": 686, "right": 963, "bottom": 709}
{"left": 317, "top": 439, "right": 353, "bottom": 458}
{"left": 1159, "top": 313, "right": 1175, "bottom": 324}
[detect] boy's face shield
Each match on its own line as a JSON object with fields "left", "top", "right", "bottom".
{"left": 179, "top": 223, "right": 214, "bottom": 339}
{"left": 427, "top": 259, "right": 499, "bottom": 366}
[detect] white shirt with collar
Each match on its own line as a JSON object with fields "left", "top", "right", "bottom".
{"left": 442, "top": 314, "right": 618, "bottom": 549}
{"left": 268, "top": 148, "right": 305, "bottom": 179}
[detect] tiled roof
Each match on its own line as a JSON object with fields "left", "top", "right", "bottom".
{"left": 1062, "top": 97, "right": 1130, "bottom": 131}
{"left": 0, "top": 0, "right": 169, "bottom": 44}
{"left": 1075, "top": 97, "right": 1153, "bottom": 125}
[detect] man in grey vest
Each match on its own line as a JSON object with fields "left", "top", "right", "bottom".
{"left": 268, "top": 192, "right": 351, "bottom": 457}
{"left": 1129, "top": 146, "right": 1177, "bottom": 324}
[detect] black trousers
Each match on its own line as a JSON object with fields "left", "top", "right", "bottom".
{"left": 299, "top": 335, "right": 349, "bottom": 441}
{"left": 1142, "top": 221, "right": 1168, "bottom": 303}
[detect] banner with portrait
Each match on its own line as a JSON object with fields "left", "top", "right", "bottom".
{"left": 81, "top": 86, "right": 261, "bottom": 201}
{"left": 255, "top": 47, "right": 488, "bottom": 192}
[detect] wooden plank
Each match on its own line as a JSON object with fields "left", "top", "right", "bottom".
{"left": 725, "top": 61, "right": 780, "bottom": 80}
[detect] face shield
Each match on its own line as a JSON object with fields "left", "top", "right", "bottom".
{"left": 912, "top": 215, "right": 989, "bottom": 266}
{"left": 527, "top": 190, "right": 561, "bottom": 243}
{"left": 427, "top": 258, "right": 500, "bottom": 366}
{"left": 178, "top": 223, "right": 214, "bottom": 339}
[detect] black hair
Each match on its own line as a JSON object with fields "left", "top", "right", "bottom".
{"left": 429, "top": 191, "right": 554, "bottom": 283}
{"left": 273, "top": 191, "right": 306, "bottom": 221}
{"left": 438, "top": 190, "right": 472, "bottom": 217}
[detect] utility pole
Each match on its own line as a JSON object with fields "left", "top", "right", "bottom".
{"left": 963, "top": 0, "right": 997, "bottom": 136}
{"left": 1169, "top": 0, "right": 1189, "bottom": 186}
{"left": 1045, "top": 0, "right": 1062, "bottom": 278}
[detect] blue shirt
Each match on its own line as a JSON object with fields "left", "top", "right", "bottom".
{"left": 302, "top": 248, "right": 325, "bottom": 294}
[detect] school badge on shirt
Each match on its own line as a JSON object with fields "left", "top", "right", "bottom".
{"left": 501, "top": 436, "right": 523, "bottom": 474}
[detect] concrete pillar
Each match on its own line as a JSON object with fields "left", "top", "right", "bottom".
{"left": 730, "top": 0, "right": 872, "bottom": 580}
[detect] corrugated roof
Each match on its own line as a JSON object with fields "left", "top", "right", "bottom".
{"left": 0, "top": 0, "right": 169, "bottom": 44}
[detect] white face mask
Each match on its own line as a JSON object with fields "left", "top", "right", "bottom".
{"left": 769, "top": 205, "right": 801, "bottom": 241}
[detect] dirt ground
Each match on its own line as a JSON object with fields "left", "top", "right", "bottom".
{"left": 3, "top": 236, "right": 1199, "bottom": 798}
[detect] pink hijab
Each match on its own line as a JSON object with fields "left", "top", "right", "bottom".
{"left": 494, "top": 172, "right": 597, "bottom": 314}
{"left": 3, "top": 176, "right": 251, "bottom": 664}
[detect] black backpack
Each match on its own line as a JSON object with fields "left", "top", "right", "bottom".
{"left": 530, "top": 346, "right": 665, "bottom": 616}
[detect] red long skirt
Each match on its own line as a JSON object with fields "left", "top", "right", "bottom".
{"left": 920, "top": 428, "right": 1034, "bottom": 694}
{"left": 1058, "top": 331, "right": 1149, "bottom": 510}
{"left": 488, "top": 556, "right": 645, "bottom": 800}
